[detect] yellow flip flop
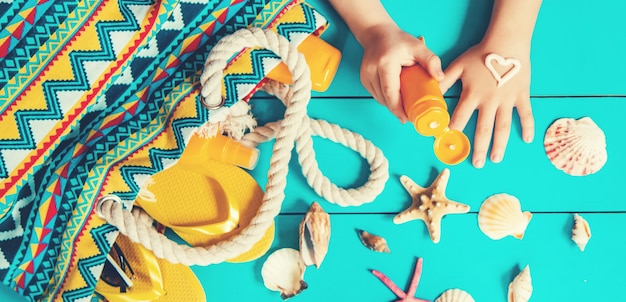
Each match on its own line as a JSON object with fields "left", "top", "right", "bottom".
{"left": 154, "top": 253, "right": 206, "bottom": 302}
{"left": 134, "top": 133, "right": 274, "bottom": 262}
{"left": 95, "top": 234, "right": 206, "bottom": 302}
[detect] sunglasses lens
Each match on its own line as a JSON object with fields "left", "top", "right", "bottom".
{"left": 102, "top": 261, "right": 123, "bottom": 286}
{"left": 101, "top": 243, "right": 134, "bottom": 292}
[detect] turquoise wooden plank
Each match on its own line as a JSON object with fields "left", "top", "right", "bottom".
{"left": 0, "top": 283, "right": 26, "bottom": 301}
{"left": 306, "top": 0, "right": 626, "bottom": 97}
{"left": 248, "top": 97, "right": 625, "bottom": 213}
{"left": 193, "top": 213, "right": 625, "bottom": 301}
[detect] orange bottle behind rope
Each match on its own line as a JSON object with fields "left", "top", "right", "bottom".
{"left": 265, "top": 34, "right": 342, "bottom": 92}
{"left": 400, "top": 65, "right": 471, "bottom": 165}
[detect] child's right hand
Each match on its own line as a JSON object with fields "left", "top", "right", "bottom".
{"left": 359, "top": 24, "right": 444, "bottom": 123}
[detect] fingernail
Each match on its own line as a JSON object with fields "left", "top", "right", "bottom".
{"left": 491, "top": 153, "right": 502, "bottom": 163}
{"left": 473, "top": 159, "right": 484, "bottom": 169}
{"left": 524, "top": 135, "right": 534, "bottom": 143}
{"left": 436, "top": 70, "right": 444, "bottom": 79}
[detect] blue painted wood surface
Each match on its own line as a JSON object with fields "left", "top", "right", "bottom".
{"left": 4, "top": 0, "right": 620, "bottom": 300}
{"left": 192, "top": 0, "right": 626, "bottom": 301}
{"left": 196, "top": 214, "right": 626, "bottom": 301}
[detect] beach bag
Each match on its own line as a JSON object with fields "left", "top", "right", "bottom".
{"left": 0, "top": 0, "right": 337, "bottom": 300}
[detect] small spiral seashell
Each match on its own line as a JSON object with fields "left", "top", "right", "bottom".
{"left": 435, "top": 288, "right": 475, "bottom": 302}
{"left": 357, "top": 229, "right": 391, "bottom": 253}
{"left": 544, "top": 117, "right": 607, "bottom": 176}
{"left": 478, "top": 194, "right": 532, "bottom": 240}
{"left": 508, "top": 265, "right": 532, "bottom": 302}
{"left": 571, "top": 213, "right": 591, "bottom": 252}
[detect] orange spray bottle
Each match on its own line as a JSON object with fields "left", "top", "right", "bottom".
{"left": 400, "top": 65, "right": 470, "bottom": 165}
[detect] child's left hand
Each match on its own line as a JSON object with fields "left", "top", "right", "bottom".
{"left": 439, "top": 43, "right": 535, "bottom": 168}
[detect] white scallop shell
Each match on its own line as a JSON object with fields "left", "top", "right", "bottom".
{"left": 435, "top": 288, "right": 475, "bottom": 302}
{"left": 299, "top": 202, "right": 331, "bottom": 268}
{"left": 544, "top": 117, "right": 607, "bottom": 176}
{"left": 572, "top": 213, "right": 591, "bottom": 252}
{"left": 508, "top": 265, "right": 532, "bottom": 302}
{"left": 261, "top": 248, "right": 308, "bottom": 299}
{"left": 478, "top": 194, "right": 532, "bottom": 240}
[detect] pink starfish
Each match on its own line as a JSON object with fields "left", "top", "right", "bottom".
{"left": 371, "top": 257, "right": 430, "bottom": 302}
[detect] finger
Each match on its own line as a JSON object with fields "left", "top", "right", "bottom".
{"left": 490, "top": 106, "right": 513, "bottom": 163}
{"left": 361, "top": 64, "right": 382, "bottom": 102}
{"left": 362, "top": 72, "right": 382, "bottom": 105}
{"left": 516, "top": 97, "right": 535, "bottom": 143}
{"left": 379, "top": 64, "right": 407, "bottom": 122}
{"left": 367, "top": 76, "right": 404, "bottom": 122}
{"left": 439, "top": 59, "right": 464, "bottom": 94}
{"left": 370, "top": 76, "right": 383, "bottom": 105}
{"left": 472, "top": 105, "right": 497, "bottom": 169}
{"left": 412, "top": 44, "right": 444, "bottom": 81}
{"left": 449, "top": 89, "right": 477, "bottom": 131}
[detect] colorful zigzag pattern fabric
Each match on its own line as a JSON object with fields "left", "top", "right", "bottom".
{"left": 0, "top": 0, "right": 328, "bottom": 300}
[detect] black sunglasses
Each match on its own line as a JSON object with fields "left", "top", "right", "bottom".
{"left": 101, "top": 243, "right": 135, "bottom": 292}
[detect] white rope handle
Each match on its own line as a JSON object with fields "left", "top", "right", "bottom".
{"left": 97, "top": 28, "right": 389, "bottom": 265}
{"left": 244, "top": 80, "right": 389, "bottom": 206}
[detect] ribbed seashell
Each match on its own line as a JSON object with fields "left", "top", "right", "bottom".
{"left": 261, "top": 248, "right": 308, "bottom": 300}
{"left": 357, "top": 229, "right": 390, "bottom": 253}
{"left": 478, "top": 194, "right": 532, "bottom": 240}
{"left": 299, "top": 202, "right": 331, "bottom": 268}
{"left": 435, "top": 288, "right": 475, "bottom": 302}
{"left": 572, "top": 213, "right": 591, "bottom": 252}
{"left": 544, "top": 117, "right": 607, "bottom": 176}
{"left": 508, "top": 265, "right": 532, "bottom": 302}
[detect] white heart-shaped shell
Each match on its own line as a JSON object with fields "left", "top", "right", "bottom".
{"left": 544, "top": 117, "right": 607, "bottom": 176}
{"left": 478, "top": 194, "right": 532, "bottom": 240}
{"left": 261, "top": 248, "right": 308, "bottom": 299}
{"left": 572, "top": 213, "right": 591, "bottom": 252}
{"left": 435, "top": 288, "right": 475, "bottom": 302}
{"left": 299, "top": 202, "right": 331, "bottom": 268}
{"left": 508, "top": 265, "right": 532, "bottom": 302}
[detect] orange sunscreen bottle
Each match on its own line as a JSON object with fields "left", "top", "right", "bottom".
{"left": 265, "top": 34, "right": 342, "bottom": 92}
{"left": 400, "top": 65, "right": 470, "bottom": 165}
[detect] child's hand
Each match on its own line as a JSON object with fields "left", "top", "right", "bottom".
{"left": 439, "top": 44, "right": 535, "bottom": 168}
{"left": 360, "top": 24, "right": 444, "bottom": 123}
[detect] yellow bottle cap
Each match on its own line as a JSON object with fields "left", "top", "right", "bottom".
{"left": 433, "top": 129, "right": 470, "bottom": 165}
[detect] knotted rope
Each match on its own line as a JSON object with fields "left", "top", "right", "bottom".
{"left": 97, "top": 28, "right": 389, "bottom": 265}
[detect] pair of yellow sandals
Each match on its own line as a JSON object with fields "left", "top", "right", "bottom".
{"left": 95, "top": 133, "right": 274, "bottom": 301}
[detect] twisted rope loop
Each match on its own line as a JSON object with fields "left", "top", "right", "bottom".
{"left": 97, "top": 28, "right": 389, "bottom": 265}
